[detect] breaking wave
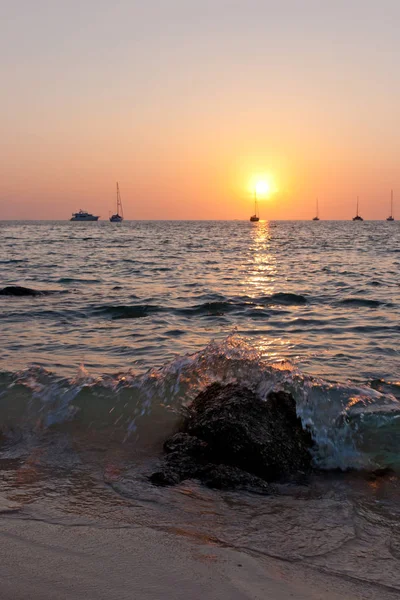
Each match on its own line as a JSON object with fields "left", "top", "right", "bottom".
{"left": 0, "top": 336, "right": 399, "bottom": 472}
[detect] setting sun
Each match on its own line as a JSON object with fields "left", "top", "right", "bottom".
{"left": 255, "top": 180, "right": 271, "bottom": 196}
{"left": 247, "top": 174, "right": 277, "bottom": 200}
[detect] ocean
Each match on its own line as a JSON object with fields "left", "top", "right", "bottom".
{"left": 0, "top": 219, "right": 399, "bottom": 595}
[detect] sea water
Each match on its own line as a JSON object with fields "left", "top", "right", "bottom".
{"left": 0, "top": 219, "right": 399, "bottom": 592}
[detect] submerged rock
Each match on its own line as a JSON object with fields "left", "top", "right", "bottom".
{"left": 0, "top": 286, "right": 45, "bottom": 297}
{"left": 150, "top": 383, "right": 313, "bottom": 492}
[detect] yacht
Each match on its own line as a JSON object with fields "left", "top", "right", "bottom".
{"left": 70, "top": 210, "right": 99, "bottom": 222}
{"left": 352, "top": 198, "right": 364, "bottom": 221}
{"left": 387, "top": 190, "right": 395, "bottom": 221}
{"left": 250, "top": 192, "right": 260, "bottom": 222}
{"left": 110, "top": 182, "right": 124, "bottom": 222}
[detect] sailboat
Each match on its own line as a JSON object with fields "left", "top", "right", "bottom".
{"left": 110, "top": 182, "right": 124, "bottom": 222}
{"left": 312, "top": 198, "right": 320, "bottom": 221}
{"left": 250, "top": 191, "right": 260, "bottom": 222}
{"left": 352, "top": 197, "right": 364, "bottom": 221}
{"left": 387, "top": 190, "right": 395, "bottom": 221}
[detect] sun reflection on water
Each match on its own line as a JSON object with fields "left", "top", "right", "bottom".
{"left": 245, "top": 220, "right": 277, "bottom": 297}
{"left": 242, "top": 221, "right": 296, "bottom": 365}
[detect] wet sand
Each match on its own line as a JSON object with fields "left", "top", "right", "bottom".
{"left": 0, "top": 512, "right": 397, "bottom": 600}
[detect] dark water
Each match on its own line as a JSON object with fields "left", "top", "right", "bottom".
{"left": 0, "top": 220, "right": 399, "bottom": 593}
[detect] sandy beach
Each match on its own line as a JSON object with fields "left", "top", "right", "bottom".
{"left": 0, "top": 507, "right": 398, "bottom": 600}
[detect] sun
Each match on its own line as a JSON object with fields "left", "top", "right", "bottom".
{"left": 247, "top": 173, "right": 277, "bottom": 199}
{"left": 255, "top": 180, "right": 270, "bottom": 196}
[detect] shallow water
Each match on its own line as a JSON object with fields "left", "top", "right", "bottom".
{"left": 0, "top": 219, "right": 399, "bottom": 592}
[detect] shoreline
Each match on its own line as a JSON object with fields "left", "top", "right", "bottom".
{"left": 0, "top": 511, "right": 398, "bottom": 600}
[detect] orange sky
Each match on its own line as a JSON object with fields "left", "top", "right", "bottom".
{"left": 1, "top": 1, "right": 399, "bottom": 220}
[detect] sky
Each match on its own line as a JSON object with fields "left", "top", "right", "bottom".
{"left": 1, "top": 0, "right": 400, "bottom": 220}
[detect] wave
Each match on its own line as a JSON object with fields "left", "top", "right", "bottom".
{"left": 4, "top": 289, "right": 395, "bottom": 324}
{"left": 0, "top": 259, "right": 29, "bottom": 265}
{"left": 92, "top": 304, "right": 165, "bottom": 319}
{"left": 90, "top": 294, "right": 308, "bottom": 320}
{"left": 57, "top": 277, "right": 102, "bottom": 284}
{"left": 0, "top": 286, "right": 66, "bottom": 297}
{"left": 337, "top": 298, "right": 387, "bottom": 308}
{"left": 176, "top": 301, "right": 239, "bottom": 316}
{"left": 0, "top": 336, "right": 399, "bottom": 472}
{"left": 175, "top": 293, "right": 308, "bottom": 314}
{"left": 266, "top": 292, "right": 308, "bottom": 305}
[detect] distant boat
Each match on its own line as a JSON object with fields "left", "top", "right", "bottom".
{"left": 250, "top": 191, "right": 260, "bottom": 222}
{"left": 387, "top": 189, "right": 395, "bottom": 221}
{"left": 70, "top": 210, "right": 99, "bottom": 222}
{"left": 110, "top": 182, "right": 124, "bottom": 223}
{"left": 312, "top": 198, "right": 320, "bottom": 221}
{"left": 352, "top": 197, "right": 364, "bottom": 221}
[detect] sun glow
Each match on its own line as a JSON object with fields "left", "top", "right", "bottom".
{"left": 248, "top": 174, "right": 276, "bottom": 199}
{"left": 255, "top": 180, "right": 270, "bottom": 196}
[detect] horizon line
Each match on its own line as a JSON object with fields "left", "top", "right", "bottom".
{"left": 0, "top": 218, "right": 396, "bottom": 223}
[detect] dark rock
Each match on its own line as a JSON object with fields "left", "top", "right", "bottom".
{"left": 150, "top": 469, "right": 181, "bottom": 486}
{"left": 367, "top": 467, "right": 395, "bottom": 481}
{"left": 164, "top": 432, "right": 209, "bottom": 458}
{"left": 199, "top": 464, "right": 274, "bottom": 492}
{"left": 187, "top": 384, "right": 313, "bottom": 480}
{"left": 0, "top": 286, "right": 45, "bottom": 297}
{"left": 150, "top": 383, "right": 313, "bottom": 492}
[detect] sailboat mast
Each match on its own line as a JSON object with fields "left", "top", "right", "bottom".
{"left": 254, "top": 189, "right": 258, "bottom": 217}
{"left": 391, "top": 189, "right": 393, "bottom": 217}
{"left": 357, "top": 196, "right": 359, "bottom": 217}
{"left": 316, "top": 198, "right": 319, "bottom": 218}
{"left": 116, "top": 182, "right": 123, "bottom": 218}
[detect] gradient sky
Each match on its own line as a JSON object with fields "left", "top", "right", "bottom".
{"left": 1, "top": 0, "right": 400, "bottom": 220}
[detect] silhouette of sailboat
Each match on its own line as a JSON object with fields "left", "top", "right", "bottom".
{"left": 110, "top": 182, "right": 124, "bottom": 222}
{"left": 353, "top": 197, "right": 363, "bottom": 221}
{"left": 250, "top": 190, "right": 259, "bottom": 222}
{"left": 387, "top": 190, "right": 395, "bottom": 221}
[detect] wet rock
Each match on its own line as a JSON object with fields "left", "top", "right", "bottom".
{"left": 150, "top": 434, "right": 208, "bottom": 486}
{"left": 150, "top": 442, "right": 274, "bottom": 492}
{"left": 367, "top": 467, "right": 395, "bottom": 481}
{"left": 164, "top": 432, "right": 210, "bottom": 459}
{"left": 149, "top": 469, "right": 181, "bottom": 486}
{"left": 0, "top": 286, "right": 45, "bottom": 296}
{"left": 198, "top": 464, "right": 274, "bottom": 492}
{"left": 150, "top": 382, "right": 313, "bottom": 492}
